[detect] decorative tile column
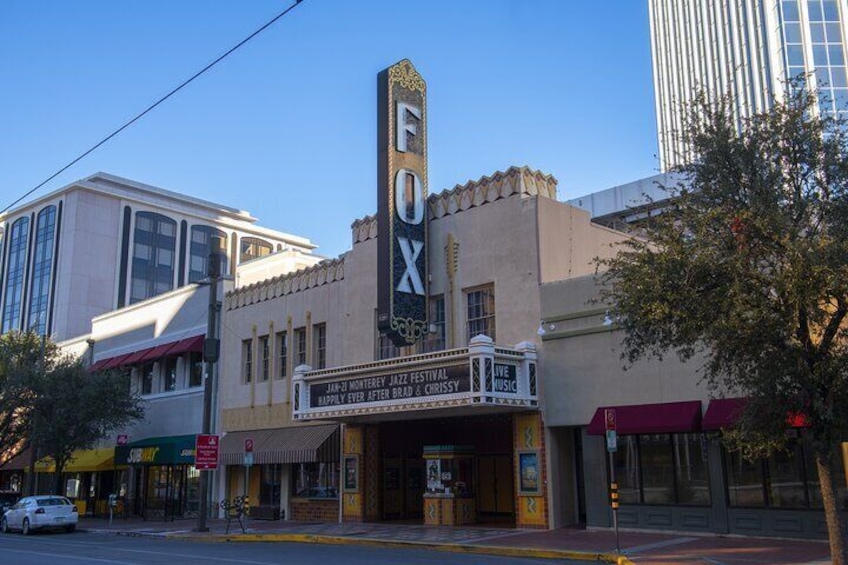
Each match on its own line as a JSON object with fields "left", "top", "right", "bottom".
{"left": 342, "top": 425, "right": 364, "bottom": 523}
{"left": 514, "top": 412, "right": 549, "bottom": 529}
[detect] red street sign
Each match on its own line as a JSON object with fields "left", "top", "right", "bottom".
{"left": 195, "top": 434, "right": 219, "bottom": 471}
{"left": 605, "top": 409, "right": 617, "bottom": 432}
{"left": 116, "top": 435, "right": 128, "bottom": 446}
{"left": 245, "top": 438, "right": 254, "bottom": 453}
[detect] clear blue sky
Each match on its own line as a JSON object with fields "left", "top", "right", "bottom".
{"left": 0, "top": 0, "right": 658, "bottom": 259}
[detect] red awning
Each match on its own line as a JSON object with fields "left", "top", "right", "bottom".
{"left": 702, "top": 398, "right": 809, "bottom": 431}
{"left": 138, "top": 342, "right": 178, "bottom": 363}
{"left": 702, "top": 398, "right": 746, "bottom": 431}
{"left": 587, "top": 400, "right": 702, "bottom": 435}
{"left": 88, "top": 358, "right": 111, "bottom": 372}
{"left": 122, "top": 347, "right": 154, "bottom": 366}
{"left": 101, "top": 353, "right": 133, "bottom": 370}
{"left": 167, "top": 335, "right": 204, "bottom": 355}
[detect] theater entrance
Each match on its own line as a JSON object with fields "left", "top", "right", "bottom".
{"left": 375, "top": 414, "right": 516, "bottom": 525}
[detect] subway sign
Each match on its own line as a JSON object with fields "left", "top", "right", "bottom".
{"left": 377, "top": 59, "right": 429, "bottom": 347}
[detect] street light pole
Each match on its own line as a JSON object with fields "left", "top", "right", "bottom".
{"left": 196, "top": 247, "right": 221, "bottom": 532}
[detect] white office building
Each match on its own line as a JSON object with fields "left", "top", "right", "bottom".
{"left": 0, "top": 172, "right": 319, "bottom": 341}
{"left": 650, "top": 0, "right": 848, "bottom": 170}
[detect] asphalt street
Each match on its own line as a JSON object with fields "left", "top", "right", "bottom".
{"left": 0, "top": 531, "right": 587, "bottom": 565}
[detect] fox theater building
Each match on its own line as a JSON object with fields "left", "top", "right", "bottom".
{"left": 216, "top": 59, "right": 630, "bottom": 529}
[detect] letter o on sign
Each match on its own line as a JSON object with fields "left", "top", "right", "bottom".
{"left": 394, "top": 169, "right": 424, "bottom": 225}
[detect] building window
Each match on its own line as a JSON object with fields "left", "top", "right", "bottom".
{"left": 725, "top": 436, "right": 848, "bottom": 509}
{"left": 188, "top": 351, "right": 203, "bottom": 388}
{"left": 240, "top": 237, "right": 273, "bottom": 264}
{"left": 292, "top": 462, "right": 339, "bottom": 499}
{"left": 27, "top": 206, "right": 56, "bottom": 335}
{"left": 276, "top": 332, "right": 287, "bottom": 379}
{"left": 612, "top": 433, "right": 711, "bottom": 506}
{"left": 260, "top": 464, "right": 283, "bottom": 506}
{"left": 161, "top": 357, "right": 178, "bottom": 391}
{"left": 466, "top": 285, "right": 496, "bottom": 342}
{"left": 242, "top": 339, "right": 253, "bottom": 384}
{"left": 2, "top": 217, "right": 29, "bottom": 333}
{"left": 259, "top": 335, "right": 270, "bottom": 382}
{"left": 189, "top": 226, "right": 227, "bottom": 283}
{"left": 130, "top": 212, "right": 176, "bottom": 304}
{"left": 140, "top": 362, "right": 155, "bottom": 395}
{"left": 422, "top": 296, "right": 445, "bottom": 353}
{"left": 294, "top": 328, "right": 307, "bottom": 367}
{"left": 313, "top": 324, "right": 326, "bottom": 369}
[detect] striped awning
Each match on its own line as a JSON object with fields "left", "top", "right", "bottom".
{"left": 220, "top": 424, "right": 339, "bottom": 465}
{"left": 90, "top": 335, "right": 204, "bottom": 372}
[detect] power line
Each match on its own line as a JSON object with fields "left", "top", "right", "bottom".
{"left": 1, "top": 0, "right": 308, "bottom": 216}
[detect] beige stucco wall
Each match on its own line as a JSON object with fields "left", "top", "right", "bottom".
{"left": 538, "top": 274, "right": 709, "bottom": 427}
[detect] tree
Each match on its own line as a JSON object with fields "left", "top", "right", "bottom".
{"left": 0, "top": 331, "right": 55, "bottom": 463}
{"left": 27, "top": 358, "right": 144, "bottom": 495}
{"left": 597, "top": 86, "right": 848, "bottom": 563}
{"left": 0, "top": 331, "right": 144, "bottom": 495}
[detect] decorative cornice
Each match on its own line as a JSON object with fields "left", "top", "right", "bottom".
{"left": 226, "top": 257, "right": 345, "bottom": 310}
{"left": 350, "top": 166, "right": 557, "bottom": 244}
{"left": 428, "top": 166, "right": 557, "bottom": 220}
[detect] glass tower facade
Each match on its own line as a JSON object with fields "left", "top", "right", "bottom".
{"left": 649, "top": 0, "right": 848, "bottom": 170}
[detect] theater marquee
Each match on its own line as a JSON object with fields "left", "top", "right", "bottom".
{"left": 292, "top": 338, "right": 539, "bottom": 421}
{"left": 377, "top": 59, "right": 429, "bottom": 346}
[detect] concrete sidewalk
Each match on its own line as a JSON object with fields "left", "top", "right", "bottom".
{"left": 78, "top": 516, "right": 832, "bottom": 564}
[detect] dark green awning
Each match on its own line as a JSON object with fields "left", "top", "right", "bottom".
{"left": 114, "top": 435, "right": 196, "bottom": 466}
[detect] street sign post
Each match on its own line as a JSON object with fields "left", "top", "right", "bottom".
{"left": 195, "top": 434, "right": 219, "bottom": 471}
{"left": 603, "top": 408, "right": 620, "bottom": 553}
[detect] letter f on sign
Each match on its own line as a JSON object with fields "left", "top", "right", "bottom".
{"left": 396, "top": 237, "right": 425, "bottom": 295}
{"left": 397, "top": 102, "right": 421, "bottom": 153}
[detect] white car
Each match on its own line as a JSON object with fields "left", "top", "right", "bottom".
{"left": 1, "top": 495, "right": 78, "bottom": 534}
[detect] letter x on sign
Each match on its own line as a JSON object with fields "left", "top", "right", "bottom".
{"left": 396, "top": 237, "right": 424, "bottom": 295}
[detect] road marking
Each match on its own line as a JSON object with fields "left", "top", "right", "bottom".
{"left": 0, "top": 547, "right": 135, "bottom": 565}
{"left": 625, "top": 536, "right": 698, "bottom": 553}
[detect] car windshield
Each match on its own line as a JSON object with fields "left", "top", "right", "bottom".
{"left": 36, "top": 498, "right": 70, "bottom": 506}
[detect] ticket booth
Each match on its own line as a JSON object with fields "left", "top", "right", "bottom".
{"left": 422, "top": 445, "right": 476, "bottom": 526}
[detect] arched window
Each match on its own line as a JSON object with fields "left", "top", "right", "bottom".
{"left": 130, "top": 212, "right": 176, "bottom": 304}
{"left": 2, "top": 217, "right": 30, "bottom": 333}
{"left": 27, "top": 206, "right": 56, "bottom": 335}
{"left": 240, "top": 237, "right": 272, "bottom": 263}
{"left": 189, "top": 226, "right": 227, "bottom": 283}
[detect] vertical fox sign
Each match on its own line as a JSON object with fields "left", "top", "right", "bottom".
{"left": 377, "top": 59, "right": 428, "bottom": 347}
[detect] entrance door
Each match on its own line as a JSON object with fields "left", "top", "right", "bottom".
{"left": 478, "top": 455, "right": 514, "bottom": 517}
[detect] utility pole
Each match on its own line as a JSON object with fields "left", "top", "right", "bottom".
{"left": 196, "top": 246, "right": 221, "bottom": 532}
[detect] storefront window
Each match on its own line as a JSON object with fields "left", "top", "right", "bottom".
{"left": 188, "top": 352, "right": 203, "bottom": 388}
{"left": 613, "top": 435, "right": 640, "bottom": 503}
{"left": 293, "top": 462, "right": 339, "bottom": 499}
{"left": 162, "top": 357, "right": 178, "bottom": 391}
{"left": 640, "top": 434, "right": 675, "bottom": 504}
{"left": 727, "top": 449, "right": 767, "bottom": 507}
{"left": 674, "top": 433, "right": 711, "bottom": 505}
{"left": 260, "top": 464, "right": 282, "bottom": 506}
{"left": 140, "top": 362, "right": 154, "bottom": 395}
{"left": 726, "top": 436, "right": 848, "bottom": 509}
{"left": 611, "top": 433, "right": 711, "bottom": 506}
{"left": 767, "top": 443, "right": 806, "bottom": 508}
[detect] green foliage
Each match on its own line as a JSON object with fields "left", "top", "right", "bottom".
{"left": 598, "top": 86, "right": 848, "bottom": 453}
{"left": 598, "top": 85, "right": 848, "bottom": 559}
{"left": 0, "top": 331, "right": 144, "bottom": 489}
{"left": 0, "top": 331, "right": 58, "bottom": 461}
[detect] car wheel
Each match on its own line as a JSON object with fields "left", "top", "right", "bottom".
{"left": 21, "top": 518, "right": 31, "bottom": 536}
{"left": 1, "top": 517, "right": 8, "bottom": 534}
{"left": 65, "top": 524, "right": 76, "bottom": 533}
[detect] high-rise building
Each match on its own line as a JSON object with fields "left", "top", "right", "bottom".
{"left": 649, "top": 0, "right": 848, "bottom": 170}
{"left": 0, "top": 172, "right": 320, "bottom": 341}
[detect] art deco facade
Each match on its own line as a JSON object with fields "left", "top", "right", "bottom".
{"left": 650, "top": 0, "right": 848, "bottom": 170}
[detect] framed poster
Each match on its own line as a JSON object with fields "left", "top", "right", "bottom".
{"left": 344, "top": 456, "right": 359, "bottom": 492}
{"left": 518, "top": 450, "right": 540, "bottom": 495}
{"left": 426, "top": 459, "right": 442, "bottom": 491}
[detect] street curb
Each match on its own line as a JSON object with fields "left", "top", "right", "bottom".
{"left": 165, "top": 531, "right": 634, "bottom": 564}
